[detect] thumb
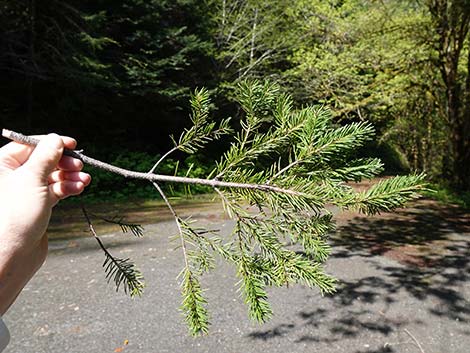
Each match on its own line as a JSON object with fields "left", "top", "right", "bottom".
{"left": 23, "top": 134, "right": 64, "bottom": 179}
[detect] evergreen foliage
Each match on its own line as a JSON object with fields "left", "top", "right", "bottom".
{"left": 103, "top": 253, "right": 145, "bottom": 298}
{"left": 1, "top": 0, "right": 467, "bottom": 190}
{"left": 99, "top": 215, "right": 145, "bottom": 237}
{"left": 81, "top": 207, "right": 145, "bottom": 298}
{"left": 0, "top": 0, "right": 215, "bottom": 152}
{"left": 87, "top": 80, "right": 425, "bottom": 335}
{"left": 170, "top": 88, "right": 232, "bottom": 156}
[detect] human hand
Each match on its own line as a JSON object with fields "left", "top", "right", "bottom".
{"left": 0, "top": 134, "right": 91, "bottom": 315}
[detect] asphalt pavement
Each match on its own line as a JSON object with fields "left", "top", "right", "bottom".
{"left": 3, "top": 203, "right": 470, "bottom": 353}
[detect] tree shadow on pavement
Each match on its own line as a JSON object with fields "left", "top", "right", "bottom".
{"left": 247, "top": 199, "right": 470, "bottom": 352}
{"left": 331, "top": 199, "right": 470, "bottom": 321}
{"left": 332, "top": 199, "right": 469, "bottom": 262}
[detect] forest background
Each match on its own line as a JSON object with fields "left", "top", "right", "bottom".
{"left": 1, "top": 0, "right": 469, "bottom": 201}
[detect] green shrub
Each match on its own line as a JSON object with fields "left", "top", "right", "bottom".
{"left": 76, "top": 150, "right": 213, "bottom": 202}
{"left": 424, "top": 183, "right": 470, "bottom": 209}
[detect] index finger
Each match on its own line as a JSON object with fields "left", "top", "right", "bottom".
{"left": 61, "top": 136, "right": 77, "bottom": 150}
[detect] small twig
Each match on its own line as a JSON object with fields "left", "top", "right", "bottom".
{"left": 148, "top": 146, "right": 178, "bottom": 174}
{"left": 81, "top": 206, "right": 107, "bottom": 251}
{"left": 404, "top": 328, "right": 425, "bottom": 353}
{"left": 2, "top": 129, "right": 303, "bottom": 197}
{"left": 271, "top": 159, "right": 301, "bottom": 181}
{"left": 151, "top": 181, "right": 190, "bottom": 269}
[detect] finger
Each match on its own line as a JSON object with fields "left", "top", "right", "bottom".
{"left": 48, "top": 171, "right": 91, "bottom": 185}
{"left": 58, "top": 155, "right": 83, "bottom": 171}
{"left": 22, "top": 134, "right": 64, "bottom": 178}
{"left": 61, "top": 136, "right": 77, "bottom": 150}
{"left": 49, "top": 180, "right": 86, "bottom": 204}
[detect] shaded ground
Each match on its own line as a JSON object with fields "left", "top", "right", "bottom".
{"left": 3, "top": 198, "right": 470, "bottom": 353}
{"left": 47, "top": 195, "right": 220, "bottom": 240}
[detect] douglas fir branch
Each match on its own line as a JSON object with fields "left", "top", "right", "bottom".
{"left": 2, "top": 81, "right": 426, "bottom": 335}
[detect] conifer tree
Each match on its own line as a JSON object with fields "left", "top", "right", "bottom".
{"left": 2, "top": 80, "right": 425, "bottom": 335}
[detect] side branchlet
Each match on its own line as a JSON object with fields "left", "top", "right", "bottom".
{"left": 82, "top": 207, "right": 145, "bottom": 298}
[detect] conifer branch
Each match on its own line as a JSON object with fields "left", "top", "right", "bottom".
{"left": 91, "top": 214, "right": 144, "bottom": 237}
{"left": 81, "top": 206, "right": 144, "bottom": 297}
{"left": 1, "top": 81, "right": 428, "bottom": 336}
{"left": 150, "top": 181, "right": 210, "bottom": 335}
{"left": 148, "top": 88, "right": 232, "bottom": 174}
{"left": 1, "top": 129, "right": 303, "bottom": 197}
{"left": 180, "top": 268, "right": 209, "bottom": 335}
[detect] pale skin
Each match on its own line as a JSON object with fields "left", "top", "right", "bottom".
{"left": 0, "top": 134, "right": 91, "bottom": 315}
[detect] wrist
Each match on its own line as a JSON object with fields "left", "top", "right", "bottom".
{"left": 0, "top": 251, "right": 23, "bottom": 316}
{"left": 0, "top": 227, "right": 30, "bottom": 257}
{"left": 0, "top": 215, "right": 48, "bottom": 256}
{"left": 0, "top": 237, "right": 47, "bottom": 315}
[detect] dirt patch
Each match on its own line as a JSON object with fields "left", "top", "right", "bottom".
{"left": 333, "top": 198, "right": 469, "bottom": 268}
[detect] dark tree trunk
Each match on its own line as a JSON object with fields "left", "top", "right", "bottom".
{"left": 430, "top": 0, "right": 470, "bottom": 190}
{"left": 456, "top": 39, "right": 470, "bottom": 190}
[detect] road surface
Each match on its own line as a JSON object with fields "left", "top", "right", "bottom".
{"left": 3, "top": 200, "right": 470, "bottom": 353}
